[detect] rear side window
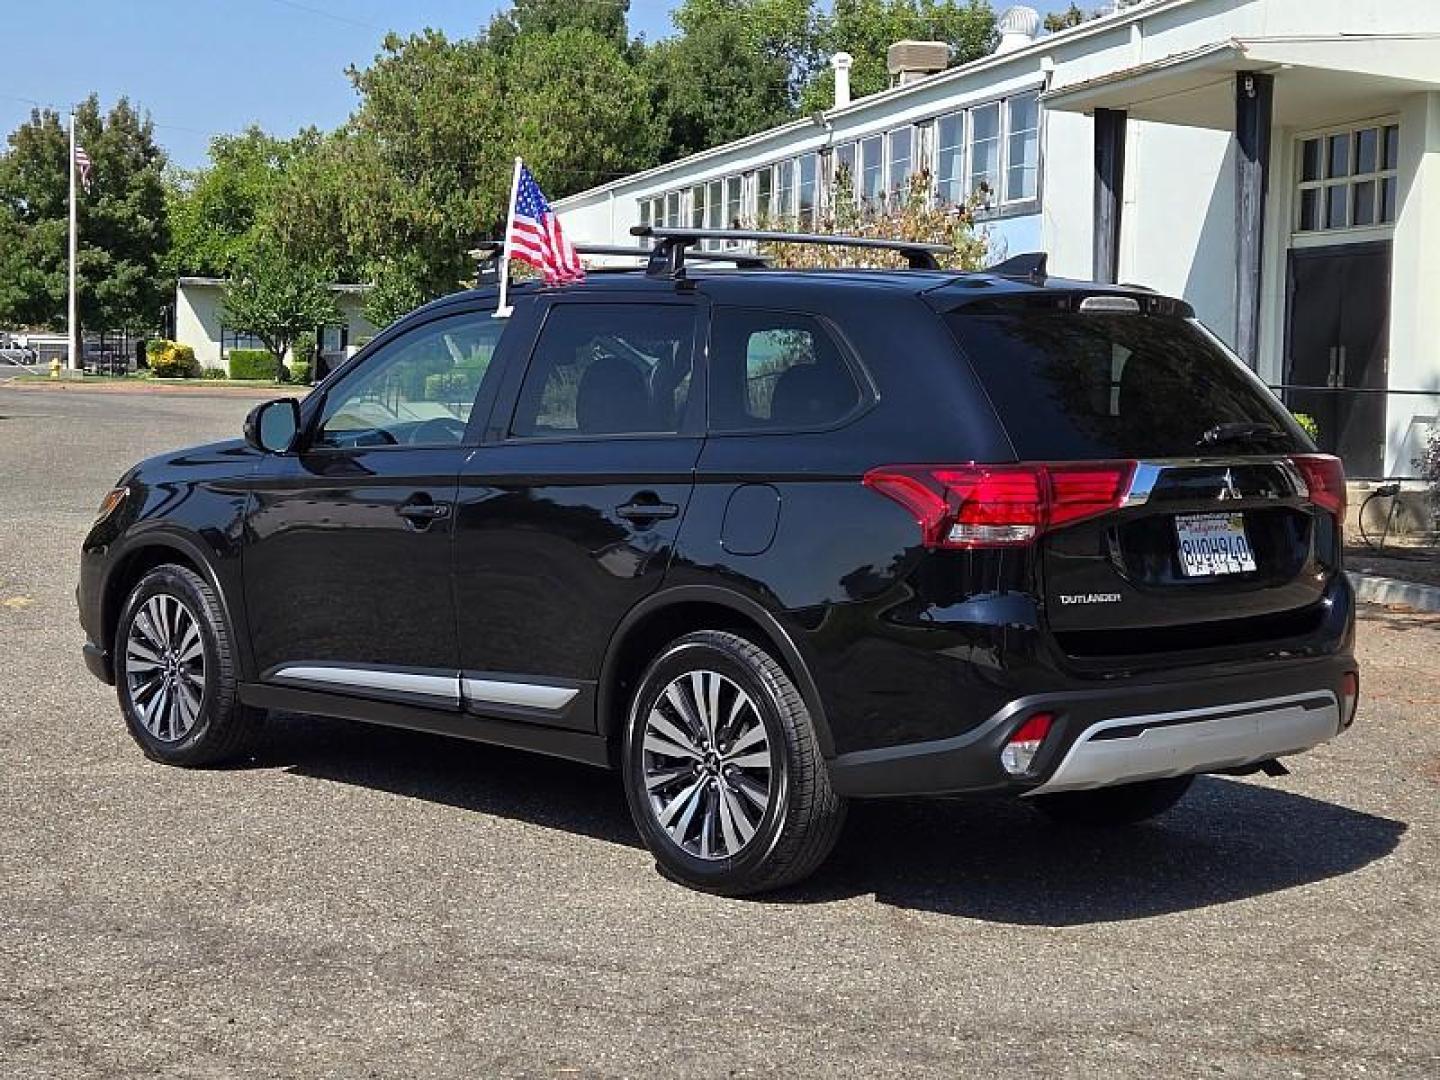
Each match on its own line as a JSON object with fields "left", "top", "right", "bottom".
{"left": 510, "top": 303, "right": 696, "bottom": 438}
{"left": 945, "top": 307, "right": 1302, "bottom": 459}
{"left": 709, "top": 308, "right": 863, "bottom": 430}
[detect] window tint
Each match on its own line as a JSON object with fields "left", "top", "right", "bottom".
{"left": 945, "top": 306, "right": 1303, "bottom": 459}
{"left": 710, "top": 309, "right": 862, "bottom": 430}
{"left": 510, "top": 304, "right": 696, "bottom": 438}
{"left": 316, "top": 312, "right": 503, "bottom": 449}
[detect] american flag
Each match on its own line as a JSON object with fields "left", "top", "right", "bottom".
{"left": 75, "top": 145, "right": 93, "bottom": 192}
{"left": 507, "top": 164, "right": 583, "bottom": 284}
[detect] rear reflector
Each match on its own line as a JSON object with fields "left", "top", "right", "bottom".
{"left": 863, "top": 461, "right": 1137, "bottom": 549}
{"left": 1001, "top": 712, "right": 1055, "bottom": 775}
{"left": 1290, "top": 454, "right": 1346, "bottom": 519}
{"left": 1340, "top": 671, "right": 1359, "bottom": 729}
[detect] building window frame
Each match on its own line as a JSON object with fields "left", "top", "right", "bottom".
{"left": 1293, "top": 117, "right": 1401, "bottom": 241}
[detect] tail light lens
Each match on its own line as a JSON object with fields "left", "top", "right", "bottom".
{"left": 1001, "top": 712, "right": 1055, "bottom": 775}
{"left": 1291, "top": 454, "right": 1346, "bottom": 519}
{"left": 863, "top": 461, "right": 1137, "bottom": 549}
{"left": 1340, "top": 671, "right": 1359, "bottom": 729}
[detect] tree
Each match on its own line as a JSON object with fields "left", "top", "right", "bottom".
{"left": 645, "top": 0, "right": 811, "bottom": 160}
{"left": 0, "top": 95, "right": 168, "bottom": 332}
{"left": 801, "top": 0, "right": 997, "bottom": 113}
{"left": 1043, "top": 4, "right": 1091, "bottom": 32}
{"left": 221, "top": 245, "right": 340, "bottom": 379}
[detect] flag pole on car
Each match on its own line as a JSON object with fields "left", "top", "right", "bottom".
{"left": 495, "top": 156, "right": 524, "bottom": 319}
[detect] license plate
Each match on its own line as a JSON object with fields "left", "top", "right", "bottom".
{"left": 1175, "top": 513, "right": 1257, "bottom": 577}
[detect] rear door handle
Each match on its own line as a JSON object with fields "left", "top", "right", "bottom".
{"left": 616, "top": 499, "right": 679, "bottom": 522}
{"left": 397, "top": 502, "right": 451, "bottom": 523}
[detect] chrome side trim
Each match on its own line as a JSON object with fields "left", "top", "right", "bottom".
{"left": 269, "top": 664, "right": 460, "bottom": 705}
{"left": 1026, "top": 691, "right": 1340, "bottom": 795}
{"left": 461, "top": 677, "right": 578, "bottom": 711}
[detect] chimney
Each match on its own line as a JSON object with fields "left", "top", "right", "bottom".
{"left": 886, "top": 40, "right": 950, "bottom": 87}
{"left": 831, "top": 51, "right": 854, "bottom": 109}
{"left": 995, "top": 6, "right": 1041, "bottom": 54}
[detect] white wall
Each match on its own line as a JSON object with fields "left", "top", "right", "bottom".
{"left": 174, "top": 283, "right": 224, "bottom": 369}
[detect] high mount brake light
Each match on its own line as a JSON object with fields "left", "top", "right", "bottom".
{"left": 863, "top": 462, "right": 1138, "bottom": 549}
{"left": 1289, "top": 454, "right": 1346, "bottom": 519}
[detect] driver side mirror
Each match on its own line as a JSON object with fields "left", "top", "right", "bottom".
{"left": 243, "top": 397, "right": 301, "bottom": 454}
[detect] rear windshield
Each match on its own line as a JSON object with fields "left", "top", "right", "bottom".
{"left": 946, "top": 307, "right": 1303, "bottom": 460}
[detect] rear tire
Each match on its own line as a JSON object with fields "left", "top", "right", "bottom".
{"left": 622, "top": 630, "right": 846, "bottom": 896}
{"left": 1032, "top": 775, "right": 1195, "bottom": 826}
{"left": 114, "top": 563, "right": 263, "bottom": 766}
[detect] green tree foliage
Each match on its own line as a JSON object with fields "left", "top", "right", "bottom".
{"left": 802, "top": 0, "right": 996, "bottom": 113}
{"left": 0, "top": 95, "right": 168, "bottom": 331}
{"left": 221, "top": 244, "right": 340, "bottom": 378}
{"left": 1043, "top": 4, "right": 1092, "bottom": 32}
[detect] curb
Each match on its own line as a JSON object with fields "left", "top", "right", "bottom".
{"left": 1348, "top": 571, "right": 1440, "bottom": 614}
{"left": 0, "top": 380, "right": 308, "bottom": 397}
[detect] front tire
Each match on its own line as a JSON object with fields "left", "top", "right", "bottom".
{"left": 622, "top": 630, "right": 846, "bottom": 896}
{"left": 1032, "top": 775, "right": 1195, "bottom": 826}
{"left": 114, "top": 563, "right": 262, "bottom": 766}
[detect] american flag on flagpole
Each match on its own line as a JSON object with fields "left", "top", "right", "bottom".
{"left": 507, "top": 164, "right": 583, "bottom": 284}
{"left": 75, "top": 145, "right": 93, "bottom": 193}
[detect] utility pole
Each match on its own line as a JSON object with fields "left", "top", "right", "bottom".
{"left": 67, "top": 110, "right": 80, "bottom": 372}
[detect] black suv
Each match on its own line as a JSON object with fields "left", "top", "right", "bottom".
{"left": 79, "top": 230, "right": 1358, "bottom": 895}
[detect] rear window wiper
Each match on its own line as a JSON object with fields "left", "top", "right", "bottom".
{"left": 1195, "top": 421, "right": 1286, "bottom": 449}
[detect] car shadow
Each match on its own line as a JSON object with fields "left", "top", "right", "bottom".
{"left": 255, "top": 714, "right": 1406, "bottom": 927}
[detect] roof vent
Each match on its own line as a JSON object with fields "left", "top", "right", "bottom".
{"left": 886, "top": 40, "right": 950, "bottom": 87}
{"left": 995, "top": 6, "right": 1041, "bottom": 54}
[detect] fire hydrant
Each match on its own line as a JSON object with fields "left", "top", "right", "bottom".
{"left": 49, "top": 358, "right": 61, "bottom": 379}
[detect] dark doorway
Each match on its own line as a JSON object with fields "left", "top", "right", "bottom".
{"left": 1285, "top": 242, "right": 1391, "bottom": 478}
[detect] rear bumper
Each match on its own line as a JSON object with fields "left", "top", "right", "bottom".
{"left": 826, "top": 653, "right": 1356, "bottom": 798}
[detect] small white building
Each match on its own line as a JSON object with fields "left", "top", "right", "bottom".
{"left": 174, "top": 277, "right": 377, "bottom": 373}
{"left": 555, "top": 0, "right": 1440, "bottom": 480}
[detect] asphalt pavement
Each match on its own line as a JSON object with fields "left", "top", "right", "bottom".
{"left": 1, "top": 384, "right": 1437, "bottom": 1079}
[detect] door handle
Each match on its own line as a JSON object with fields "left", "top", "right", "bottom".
{"left": 397, "top": 501, "right": 451, "bottom": 524}
{"left": 616, "top": 498, "right": 679, "bottom": 522}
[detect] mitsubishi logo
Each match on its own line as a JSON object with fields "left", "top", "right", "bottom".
{"left": 1218, "top": 468, "right": 1242, "bottom": 501}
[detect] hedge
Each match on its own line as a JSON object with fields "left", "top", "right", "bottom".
{"left": 229, "top": 349, "right": 277, "bottom": 381}
{"left": 148, "top": 340, "right": 200, "bottom": 379}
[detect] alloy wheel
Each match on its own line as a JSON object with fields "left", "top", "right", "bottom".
{"left": 641, "top": 669, "right": 774, "bottom": 860}
{"left": 123, "top": 593, "right": 206, "bottom": 743}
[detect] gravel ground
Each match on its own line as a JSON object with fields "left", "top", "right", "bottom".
{"left": 1, "top": 385, "right": 1437, "bottom": 1079}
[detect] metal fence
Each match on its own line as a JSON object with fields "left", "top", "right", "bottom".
{"left": 1270, "top": 385, "right": 1440, "bottom": 482}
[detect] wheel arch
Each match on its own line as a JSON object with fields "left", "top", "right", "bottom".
{"left": 102, "top": 531, "right": 250, "bottom": 679}
{"left": 598, "top": 586, "right": 834, "bottom": 760}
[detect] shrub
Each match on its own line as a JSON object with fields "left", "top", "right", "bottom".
{"left": 293, "top": 330, "right": 317, "bottom": 366}
{"left": 149, "top": 340, "right": 200, "bottom": 379}
{"left": 201, "top": 367, "right": 228, "bottom": 380}
{"left": 144, "top": 338, "right": 168, "bottom": 369}
{"left": 423, "top": 370, "right": 476, "bottom": 402}
{"left": 288, "top": 361, "right": 312, "bottom": 386}
{"left": 228, "top": 348, "right": 277, "bottom": 381}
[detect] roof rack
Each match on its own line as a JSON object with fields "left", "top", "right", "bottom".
{"left": 574, "top": 243, "right": 772, "bottom": 269}
{"left": 630, "top": 225, "right": 952, "bottom": 276}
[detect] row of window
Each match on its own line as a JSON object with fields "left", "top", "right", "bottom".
{"left": 637, "top": 89, "right": 1042, "bottom": 236}
{"left": 1296, "top": 123, "right": 1401, "bottom": 234}
{"left": 317, "top": 303, "right": 863, "bottom": 450}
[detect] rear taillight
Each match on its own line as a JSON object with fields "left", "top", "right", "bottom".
{"left": 863, "top": 461, "right": 1137, "bottom": 549}
{"left": 1001, "top": 712, "right": 1055, "bottom": 775}
{"left": 1291, "top": 454, "right": 1346, "bottom": 519}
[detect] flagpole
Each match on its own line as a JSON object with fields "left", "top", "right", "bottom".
{"left": 494, "top": 156, "right": 523, "bottom": 319}
{"left": 67, "top": 111, "right": 80, "bottom": 371}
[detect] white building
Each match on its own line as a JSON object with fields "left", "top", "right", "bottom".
{"left": 174, "top": 277, "right": 377, "bottom": 373}
{"left": 555, "top": 0, "right": 1440, "bottom": 480}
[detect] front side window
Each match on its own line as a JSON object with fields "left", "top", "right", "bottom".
{"left": 709, "top": 308, "right": 863, "bottom": 431}
{"left": 316, "top": 312, "right": 504, "bottom": 449}
{"left": 1005, "top": 91, "right": 1040, "bottom": 202}
{"left": 510, "top": 304, "right": 696, "bottom": 438}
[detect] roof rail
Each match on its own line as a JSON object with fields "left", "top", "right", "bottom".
{"left": 988, "top": 252, "right": 1048, "bottom": 282}
{"left": 630, "top": 225, "right": 952, "bottom": 276}
{"left": 575, "top": 243, "right": 772, "bottom": 269}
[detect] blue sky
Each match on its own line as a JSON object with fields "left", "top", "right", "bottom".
{"left": 3, "top": 1, "right": 1077, "bottom": 169}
